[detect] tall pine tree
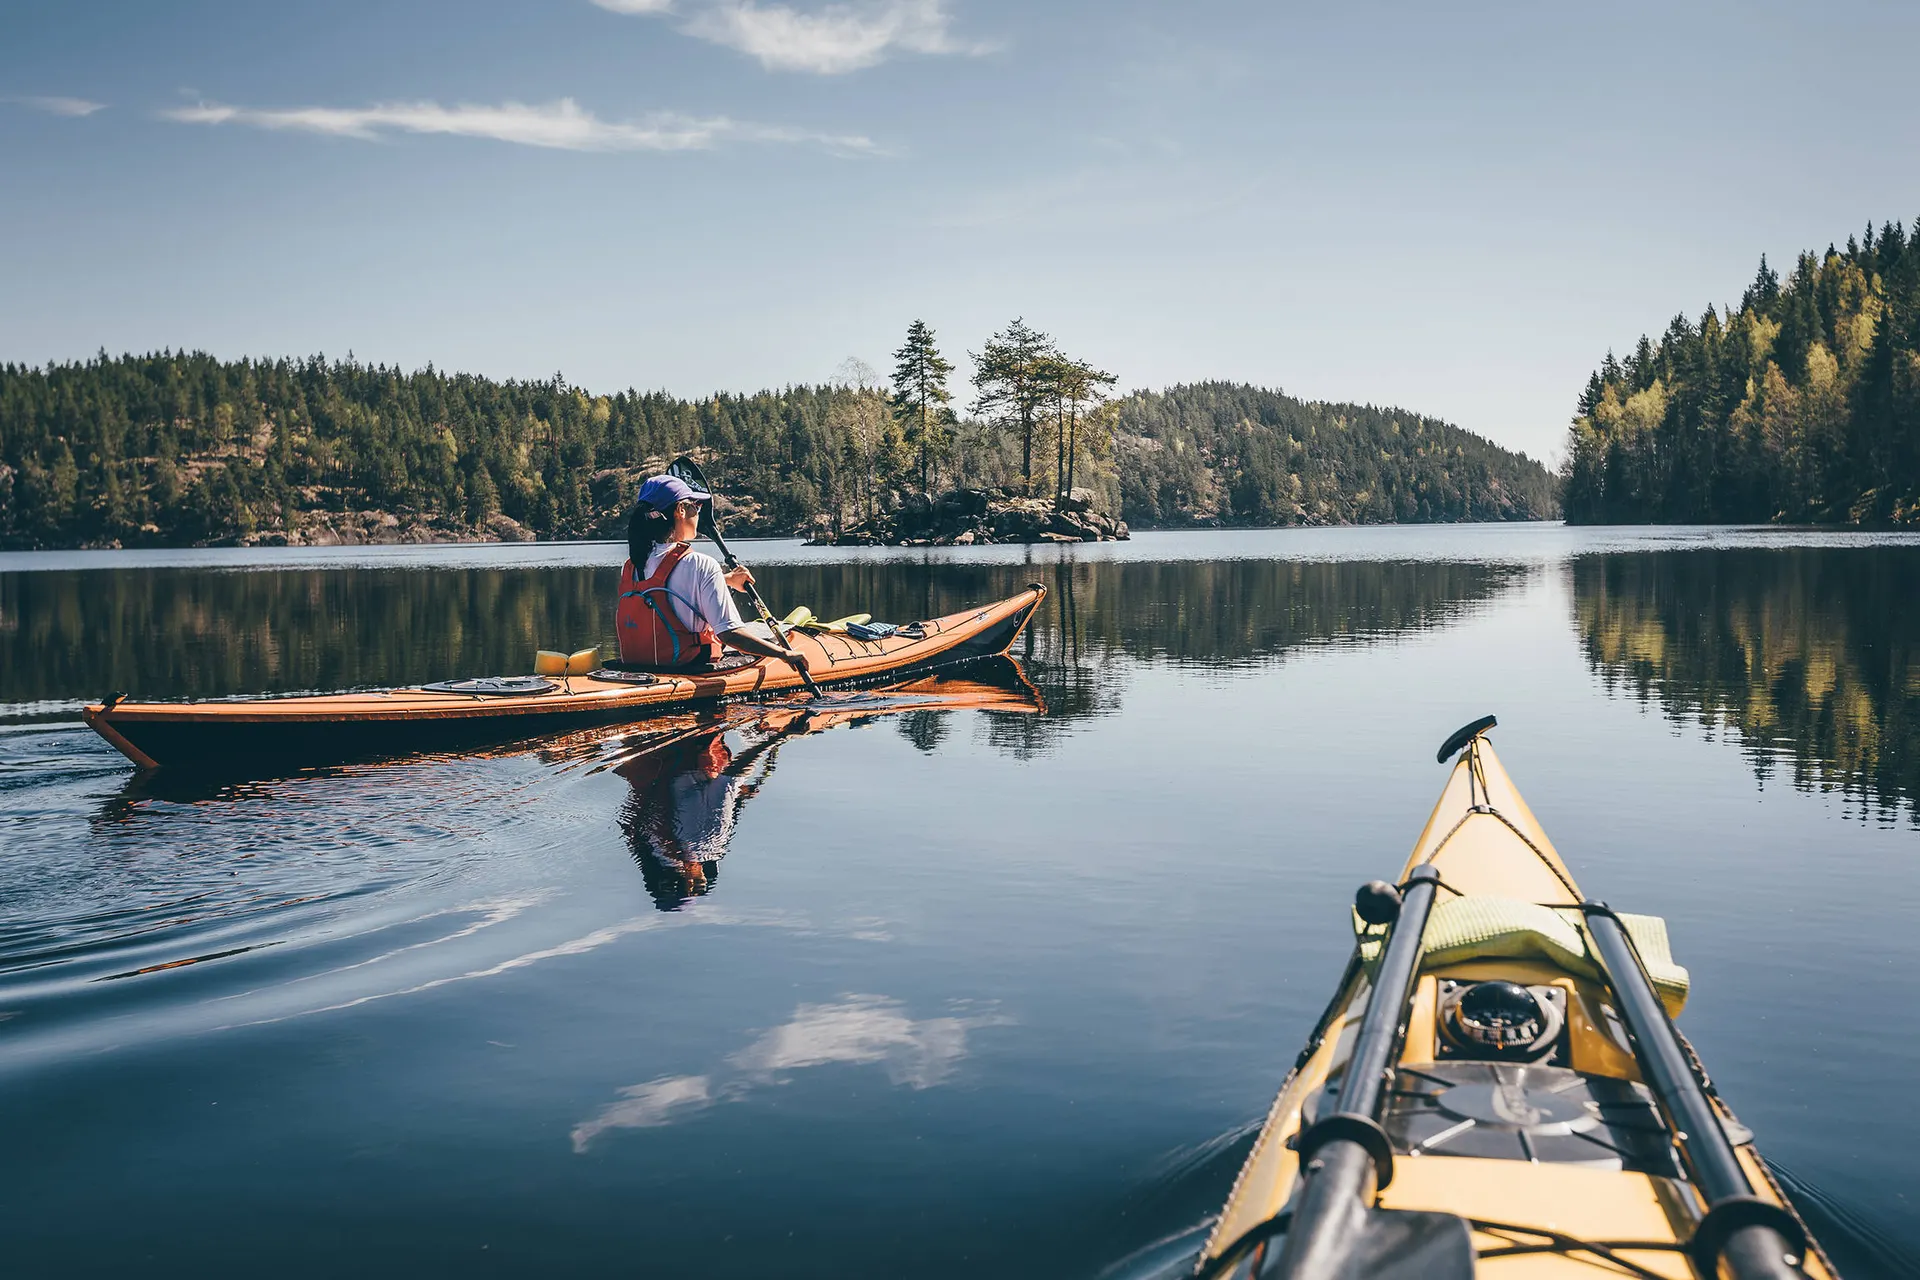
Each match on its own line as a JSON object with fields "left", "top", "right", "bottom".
{"left": 888, "top": 320, "right": 955, "bottom": 495}
{"left": 970, "top": 318, "right": 1056, "bottom": 496}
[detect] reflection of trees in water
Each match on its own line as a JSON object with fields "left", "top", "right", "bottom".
{"left": 1, "top": 566, "right": 612, "bottom": 704}
{"left": 770, "top": 557, "right": 1521, "bottom": 760}
{"left": 1573, "top": 550, "right": 1920, "bottom": 822}
{"left": 5, "top": 554, "right": 1518, "bottom": 713}
{"left": 896, "top": 711, "right": 950, "bottom": 754}
{"left": 758, "top": 557, "right": 1525, "bottom": 673}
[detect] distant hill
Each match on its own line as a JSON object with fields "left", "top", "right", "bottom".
{"left": 1114, "top": 383, "right": 1558, "bottom": 526}
{"left": 0, "top": 355, "right": 1555, "bottom": 550}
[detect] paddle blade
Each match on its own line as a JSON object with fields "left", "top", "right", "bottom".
{"left": 666, "top": 456, "right": 710, "bottom": 491}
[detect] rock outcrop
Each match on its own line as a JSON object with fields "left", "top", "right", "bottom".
{"left": 810, "top": 488, "right": 1129, "bottom": 547}
{"left": 236, "top": 508, "right": 537, "bottom": 547}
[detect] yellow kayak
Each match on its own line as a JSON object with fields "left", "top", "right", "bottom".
{"left": 1199, "top": 717, "right": 1832, "bottom": 1280}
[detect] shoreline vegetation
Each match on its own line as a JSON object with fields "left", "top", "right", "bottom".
{"left": 1564, "top": 217, "right": 1920, "bottom": 526}
{"left": 0, "top": 319, "right": 1556, "bottom": 552}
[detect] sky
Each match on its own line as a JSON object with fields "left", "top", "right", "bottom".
{"left": 3, "top": 0, "right": 1917, "bottom": 464}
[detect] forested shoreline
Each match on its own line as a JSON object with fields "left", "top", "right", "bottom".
{"left": 1564, "top": 218, "right": 1920, "bottom": 525}
{"left": 0, "top": 337, "right": 1556, "bottom": 550}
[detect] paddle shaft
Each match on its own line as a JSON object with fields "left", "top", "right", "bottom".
{"left": 1581, "top": 904, "right": 1806, "bottom": 1279}
{"left": 700, "top": 513, "right": 824, "bottom": 699}
{"left": 1264, "top": 865, "right": 1442, "bottom": 1280}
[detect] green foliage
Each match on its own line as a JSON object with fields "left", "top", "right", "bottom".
{"left": 0, "top": 353, "right": 884, "bottom": 548}
{"left": 970, "top": 318, "right": 1057, "bottom": 496}
{"left": 1038, "top": 353, "right": 1116, "bottom": 502}
{"left": 1113, "top": 383, "right": 1558, "bottom": 526}
{"left": 1, "top": 349, "right": 1558, "bottom": 549}
{"left": 888, "top": 320, "right": 955, "bottom": 495}
{"left": 1564, "top": 219, "right": 1920, "bottom": 524}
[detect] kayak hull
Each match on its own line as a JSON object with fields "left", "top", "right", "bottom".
{"left": 84, "top": 587, "right": 1044, "bottom": 773}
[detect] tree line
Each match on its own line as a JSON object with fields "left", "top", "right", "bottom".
{"left": 1563, "top": 218, "right": 1920, "bottom": 524}
{"left": 0, "top": 323, "right": 1556, "bottom": 550}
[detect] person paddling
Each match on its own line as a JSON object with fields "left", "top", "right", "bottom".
{"left": 617, "top": 474, "right": 812, "bottom": 676}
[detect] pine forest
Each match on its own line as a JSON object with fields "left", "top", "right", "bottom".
{"left": 1564, "top": 218, "right": 1920, "bottom": 524}
{"left": 0, "top": 322, "right": 1557, "bottom": 550}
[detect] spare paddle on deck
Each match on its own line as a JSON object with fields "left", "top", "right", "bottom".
{"left": 667, "top": 456, "right": 824, "bottom": 700}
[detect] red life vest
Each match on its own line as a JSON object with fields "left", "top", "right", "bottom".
{"left": 617, "top": 542, "right": 723, "bottom": 668}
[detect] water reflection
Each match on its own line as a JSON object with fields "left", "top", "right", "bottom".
{"left": 1573, "top": 548, "right": 1920, "bottom": 821}
{"left": 0, "top": 566, "right": 612, "bottom": 711}
{"left": 2, "top": 556, "right": 1524, "bottom": 715}
{"left": 571, "top": 994, "right": 1008, "bottom": 1150}
{"left": 613, "top": 664, "right": 1046, "bottom": 909}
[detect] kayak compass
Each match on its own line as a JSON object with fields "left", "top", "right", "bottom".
{"left": 1437, "top": 978, "right": 1566, "bottom": 1060}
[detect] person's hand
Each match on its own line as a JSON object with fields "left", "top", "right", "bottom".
{"left": 724, "top": 565, "right": 754, "bottom": 592}
{"left": 786, "top": 650, "right": 811, "bottom": 674}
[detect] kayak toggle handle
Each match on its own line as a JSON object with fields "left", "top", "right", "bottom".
{"left": 1436, "top": 714, "right": 1497, "bottom": 764}
{"left": 1579, "top": 902, "right": 1808, "bottom": 1279}
{"left": 1353, "top": 880, "right": 1403, "bottom": 926}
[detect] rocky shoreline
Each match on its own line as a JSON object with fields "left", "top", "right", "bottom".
{"left": 233, "top": 509, "right": 537, "bottom": 548}
{"left": 39, "top": 487, "right": 1128, "bottom": 551}
{"left": 808, "top": 487, "right": 1128, "bottom": 547}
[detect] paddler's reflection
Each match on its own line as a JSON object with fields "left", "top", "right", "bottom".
{"left": 613, "top": 665, "right": 1045, "bottom": 909}
{"left": 616, "top": 710, "right": 805, "bottom": 910}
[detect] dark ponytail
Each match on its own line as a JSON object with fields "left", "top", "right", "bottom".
{"left": 627, "top": 505, "right": 675, "bottom": 566}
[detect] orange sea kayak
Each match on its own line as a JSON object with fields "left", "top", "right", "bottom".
{"left": 83, "top": 585, "right": 1044, "bottom": 772}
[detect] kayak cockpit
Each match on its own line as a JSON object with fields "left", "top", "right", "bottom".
{"left": 1200, "top": 720, "right": 1827, "bottom": 1280}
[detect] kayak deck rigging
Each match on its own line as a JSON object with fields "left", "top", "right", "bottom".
{"left": 1201, "top": 718, "right": 1831, "bottom": 1280}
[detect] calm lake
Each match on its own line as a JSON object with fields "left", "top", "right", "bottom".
{"left": 2, "top": 526, "right": 1917, "bottom": 1278}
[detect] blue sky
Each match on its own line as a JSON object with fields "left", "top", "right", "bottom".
{"left": 3, "top": 0, "right": 1917, "bottom": 462}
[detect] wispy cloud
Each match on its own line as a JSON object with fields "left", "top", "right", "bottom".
{"left": 600, "top": 0, "right": 992, "bottom": 75}
{"left": 6, "top": 94, "right": 107, "bottom": 117}
{"left": 159, "top": 96, "right": 875, "bottom": 154}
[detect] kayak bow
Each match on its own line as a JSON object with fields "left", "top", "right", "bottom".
{"left": 1200, "top": 719, "right": 1830, "bottom": 1280}
{"left": 83, "top": 586, "right": 1044, "bottom": 772}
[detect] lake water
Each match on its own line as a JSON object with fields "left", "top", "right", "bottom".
{"left": 2, "top": 525, "right": 1917, "bottom": 1278}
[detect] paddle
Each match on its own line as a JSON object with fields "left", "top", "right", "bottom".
{"left": 666, "top": 456, "right": 824, "bottom": 700}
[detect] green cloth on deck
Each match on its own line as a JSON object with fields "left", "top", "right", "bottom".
{"left": 1354, "top": 894, "right": 1689, "bottom": 1016}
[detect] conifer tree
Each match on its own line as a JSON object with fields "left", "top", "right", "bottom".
{"left": 970, "top": 318, "right": 1056, "bottom": 496}
{"left": 1038, "top": 353, "right": 1116, "bottom": 500}
{"left": 1563, "top": 218, "right": 1920, "bottom": 525}
{"left": 888, "top": 321, "right": 954, "bottom": 495}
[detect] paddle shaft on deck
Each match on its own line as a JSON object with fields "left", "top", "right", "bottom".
{"left": 1581, "top": 904, "right": 1807, "bottom": 1280}
{"left": 1261, "top": 864, "right": 1443, "bottom": 1280}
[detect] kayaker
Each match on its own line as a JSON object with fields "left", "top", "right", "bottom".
{"left": 618, "top": 474, "right": 812, "bottom": 674}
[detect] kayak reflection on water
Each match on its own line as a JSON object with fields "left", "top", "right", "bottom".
{"left": 613, "top": 661, "right": 1044, "bottom": 910}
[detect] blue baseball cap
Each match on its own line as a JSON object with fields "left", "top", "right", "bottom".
{"left": 635, "top": 474, "right": 711, "bottom": 511}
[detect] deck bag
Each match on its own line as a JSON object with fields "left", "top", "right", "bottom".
{"left": 1354, "top": 894, "right": 1690, "bottom": 1016}
{"left": 845, "top": 621, "right": 899, "bottom": 641}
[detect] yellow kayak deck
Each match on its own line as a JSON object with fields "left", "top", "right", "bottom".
{"left": 1202, "top": 730, "right": 1831, "bottom": 1279}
